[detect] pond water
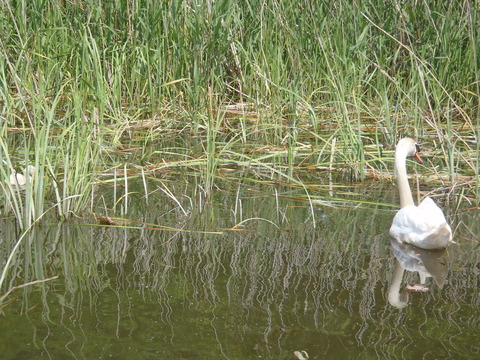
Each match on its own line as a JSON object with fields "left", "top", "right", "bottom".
{"left": 0, "top": 179, "right": 479, "bottom": 359}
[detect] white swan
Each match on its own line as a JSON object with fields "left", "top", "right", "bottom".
{"left": 389, "top": 138, "right": 452, "bottom": 249}
{"left": 9, "top": 165, "right": 35, "bottom": 189}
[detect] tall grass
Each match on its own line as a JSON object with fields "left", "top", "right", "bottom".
{"left": 0, "top": 0, "right": 479, "bottom": 230}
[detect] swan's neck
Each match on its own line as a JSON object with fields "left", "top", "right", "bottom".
{"left": 395, "top": 151, "right": 415, "bottom": 208}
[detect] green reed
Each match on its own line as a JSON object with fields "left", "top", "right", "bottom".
{"left": 0, "top": 0, "right": 479, "bottom": 230}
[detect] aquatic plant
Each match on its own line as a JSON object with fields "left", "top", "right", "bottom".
{"left": 0, "top": 0, "right": 478, "bottom": 228}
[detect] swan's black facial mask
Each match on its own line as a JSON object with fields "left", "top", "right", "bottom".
{"left": 413, "top": 144, "right": 423, "bottom": 164}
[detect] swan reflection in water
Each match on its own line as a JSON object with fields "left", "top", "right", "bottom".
{"left": 388, "top": 238, "right": 448, "bottom": 309}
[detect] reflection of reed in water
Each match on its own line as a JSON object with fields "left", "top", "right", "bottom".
{"left": 388, "top": 238, "right": 448, "bottom": 309}
{"left": 1, "top": 186, "right": 479, "bottom": 359}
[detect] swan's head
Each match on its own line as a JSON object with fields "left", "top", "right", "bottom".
{"left": 396, "top": 138, "right": 423, "bottom": 164}
{"left": 26, "top": 165, "right": 35, "bottom": 176}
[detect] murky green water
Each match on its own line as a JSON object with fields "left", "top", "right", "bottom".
{"left": 1, "top": 180, "right": 479, "bottom": 359}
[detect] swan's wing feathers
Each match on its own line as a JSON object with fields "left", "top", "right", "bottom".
{"left": 389, "top": 199, "right": 452, "bottom": 249}
{"left": 391, "top": 205, "right": 440, "bottom": 233}
{"left": 417, "top": 197, "right": 448, "bottom": 226}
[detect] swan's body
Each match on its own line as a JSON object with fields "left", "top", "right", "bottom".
{"left": 390, "top": 197, "right": 452, "bottom": 249}
{"left": 389, "top": 138, "right": 452, "bottom": 249}
{"left": 9, "top": 165, "right": 35, "bottom": 189}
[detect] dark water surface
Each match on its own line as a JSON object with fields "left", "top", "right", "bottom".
{"left": 1, "top": 181, "right": 479, "bottom": 359}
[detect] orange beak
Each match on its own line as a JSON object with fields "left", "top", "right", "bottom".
{"left": 413, "top": 151, "right": 423, "bottom": 164}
